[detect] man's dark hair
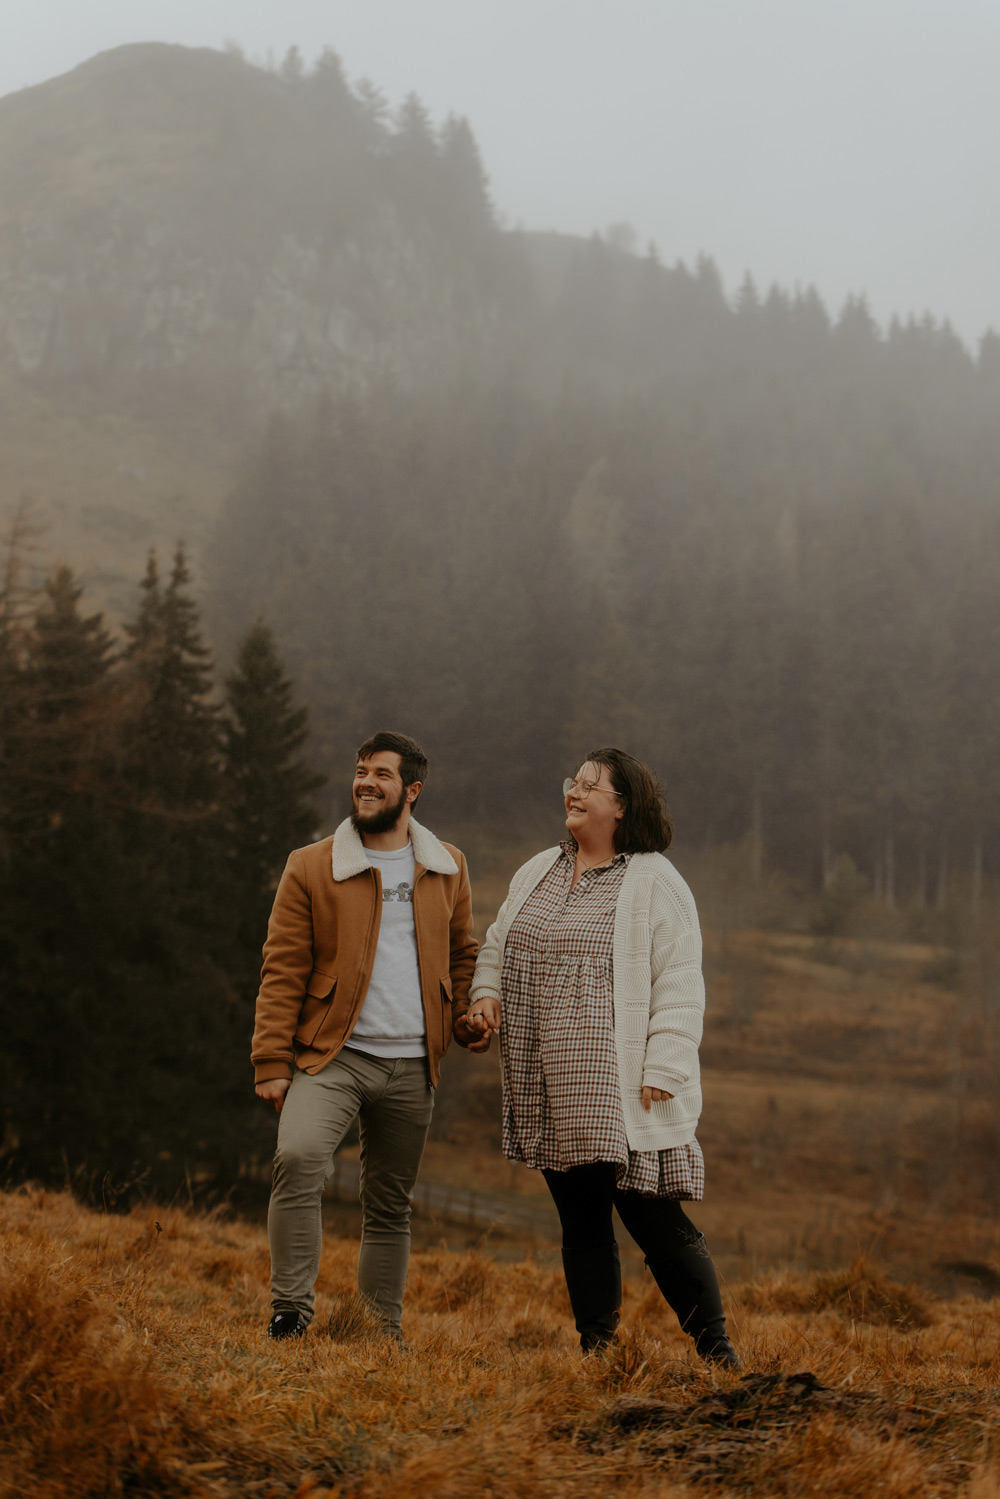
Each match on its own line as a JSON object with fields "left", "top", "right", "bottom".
{"left": 583, "top": 746, "right": 674, "bottom": 854}
{"left": 356, "top": 731, "right": 428, "bottom": 790}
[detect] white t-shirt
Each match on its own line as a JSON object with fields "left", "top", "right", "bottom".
{"left": 344, "top": 843, "right": 427, "bottom": 1059}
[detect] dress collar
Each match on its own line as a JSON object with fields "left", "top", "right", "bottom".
{"left": 559, "top": 838, "right": 630, "bottom": 870}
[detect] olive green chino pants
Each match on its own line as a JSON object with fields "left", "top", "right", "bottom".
{"left": 268, "top": 1050, "right": 433, "bottom": 1335}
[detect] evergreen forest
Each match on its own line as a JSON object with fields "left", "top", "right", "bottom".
{"left": 0, "top": 536, "right": 324, "bottom": 1188}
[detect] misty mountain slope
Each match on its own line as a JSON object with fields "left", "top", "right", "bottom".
{"left": 0, "top": 42, "right": 519, "bottom": 594}
{"left": 0, "top": 42, "right": 513, "bottom": 392}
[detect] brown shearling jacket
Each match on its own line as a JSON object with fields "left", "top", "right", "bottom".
{"left": 251, "top": 817, "right": 477, "bottom": 1087}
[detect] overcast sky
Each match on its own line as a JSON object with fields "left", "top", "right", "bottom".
{"left": 7, "top": 1, "right": 999, "bottom": 347}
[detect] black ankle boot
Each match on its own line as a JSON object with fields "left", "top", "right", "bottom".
{"left": 561, "top": 1243, "right": 622, "bottom": 1352}
{"left": 645, "top": 1233, "right": 740, "bottom": 1368}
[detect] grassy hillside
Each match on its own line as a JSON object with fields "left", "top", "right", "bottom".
{"left": 2, "top": 1185, "right": 997, "bottom": 1498}
{"left": 4, "top": 918, "right": 999, "bottom": 1495}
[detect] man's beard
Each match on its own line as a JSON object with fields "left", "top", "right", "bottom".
{"left": 350, "top": 783, "right": 408, "bottom": 836}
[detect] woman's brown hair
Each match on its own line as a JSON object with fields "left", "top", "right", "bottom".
{"left": 583, "top": 746, "right": 674, "bottom": 854}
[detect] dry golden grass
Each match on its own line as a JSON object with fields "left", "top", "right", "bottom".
{"left": 414, "top": 915, "right": 1000, "bottom": 1303}
{"left": 5, "top": 908, "right": 997, "bottom": 1495}
{"left": 2, "top": 1186, "right": 997, "bottom": 1498}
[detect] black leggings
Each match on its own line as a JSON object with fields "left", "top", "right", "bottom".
{"left": 543, "top": 1162, "right": 701, "bottom": 1257}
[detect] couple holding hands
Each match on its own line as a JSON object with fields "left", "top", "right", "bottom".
{"left": 251, "top": 730, "right": 736, "bottom": 1367}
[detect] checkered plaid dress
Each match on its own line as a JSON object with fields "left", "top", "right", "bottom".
{"left": 500, "top": 843, "right": 704, "bottom": 1198}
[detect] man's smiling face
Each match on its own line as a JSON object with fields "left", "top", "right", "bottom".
{"left": 350, "top": 750, "right": 413, "bottom": 836}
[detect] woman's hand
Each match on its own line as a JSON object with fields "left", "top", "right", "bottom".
{"left": 456, "top": 997, "right": 502, "bottom": 1052}
{"left": 641, "top": 1086, "right": 674, "bottom": 1111}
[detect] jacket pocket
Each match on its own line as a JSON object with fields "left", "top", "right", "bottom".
{"left": 296, "top": 975, "right": 338, "bottom": 1048}
{"left": 440, "top": 978, "right": 453, "bottom": 1046}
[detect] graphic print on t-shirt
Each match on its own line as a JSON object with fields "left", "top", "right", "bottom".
{"left": 345, "top": 842, "right": 426, "bottom": 1058}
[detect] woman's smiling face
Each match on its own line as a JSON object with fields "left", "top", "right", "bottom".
{"left": 564, "top": 760, "right": 624, "bottom": 846}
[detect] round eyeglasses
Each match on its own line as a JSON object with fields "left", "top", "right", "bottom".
{"left": 563, "top": 776, "right": 623, "bottom": 800}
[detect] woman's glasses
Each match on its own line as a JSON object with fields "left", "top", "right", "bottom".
{"left": 563, "top": 777, "right": 623, "bottom": 800}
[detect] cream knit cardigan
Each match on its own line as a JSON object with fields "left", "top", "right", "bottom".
{"left": 470, "top": 847, "right": 706, "bottom": 1153}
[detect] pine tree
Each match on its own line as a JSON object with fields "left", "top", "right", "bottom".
{"left": 19, "top": 567, "right": 116, "bottom": 820}
{"left": 307, "top": 46, "right": 353, "bottom": 114}
{"left": 0, "top": 501, "right": 44, "bottom": 838}
{"left": 279, "top": 45, "right": 304, "bottom": 89}
{"left": 394, "top": 92, "right": 437, "bottom": 154}
{"left": 439, "top": 114, "right": 493, "bottom": 231}
{"left": 0, "top": 566, "right": 123, "bottom": 1184}
{"left": 121, "top": 545, "right": 221, "bottom": 818}
{"left": 223, "top": 617, "right": 326, "bottom": 951}
{"left": 102, "top": 548, "right": 252, "bottom": 1189}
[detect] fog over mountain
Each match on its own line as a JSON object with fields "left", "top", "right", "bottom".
{"left": 0, "top": 42, "right": 513, "bottom": 597}
{"left": 2, "top": 40, "right": 999, "bottom": 900}
{"left": 5, "top": 0, "right": 1000, "bottom": 347}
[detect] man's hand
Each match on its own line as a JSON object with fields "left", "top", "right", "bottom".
{"left": 641, "top": 1086, "right": 674, "bottom": 1112}
{"left": 256, "top": 1078, "right": 292, "bottom": 1114}
{"left": 455, "top": 997, "right": 502, "bottom": 1053}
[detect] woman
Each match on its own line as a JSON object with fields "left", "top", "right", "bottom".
{"left": 466, "top": 749, "right": 737, "bottom": 1365}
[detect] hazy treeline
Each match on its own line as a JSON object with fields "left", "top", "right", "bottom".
{"left": 209, "top": 230, "right": 1000, "bottom": 902}
{"left": 0, "top": 531, "right": 323, "bottom": 1187}
{"left": 231, "top": 41, "right": 499, "bottom": 276}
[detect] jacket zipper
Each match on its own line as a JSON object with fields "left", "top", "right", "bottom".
{"left": 411, "top": 865, "right": 435, "bottom": 1089}
{"left": 350, "top": 867, "right": 382, "bottom": 1027}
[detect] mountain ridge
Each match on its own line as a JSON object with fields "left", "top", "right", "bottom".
{"left": 0, "top": 42, "right": 994, "bottom": 612}
{"left": 0, "top": 42, "right": 528, "bottom": 597}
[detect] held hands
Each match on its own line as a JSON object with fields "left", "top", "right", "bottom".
{"left": 255, "top": 1077, "right": 292, "bottom": 1114}
{"left": 456, "top": 997, "right": 502, "bottom": 1053}
{"left": 641, "top": 1086, "right": 674, "bottom": 1111}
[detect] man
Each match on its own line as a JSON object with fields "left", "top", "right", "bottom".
{"left": 252, "top": 730, "right": 485, "bottom": 1341}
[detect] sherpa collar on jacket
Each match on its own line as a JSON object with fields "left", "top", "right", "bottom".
{"left": 330, "top": 816, "right": 459, "bottom": 882}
